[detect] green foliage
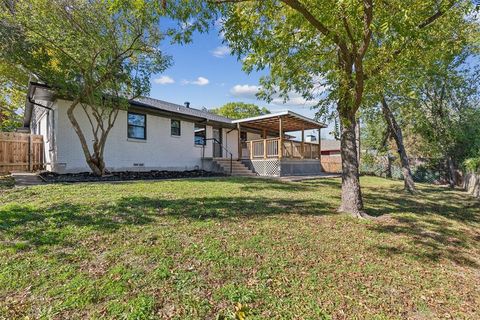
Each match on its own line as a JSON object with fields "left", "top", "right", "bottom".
{"left": 213, "top": 0, "right": 476, "bottom": 121}
{"left": 403, "top": 61, "right": 480, "bottom": 164}
{"left": 362, "top": 110, "right": 389, "bottom": 155}
{"left": 1, "top": 0, "right": 171, "bottom": 107}
{"left": 0, "top": 61, "right": 29, "bottom": 131}
{"left": 210, "top": 102, "right": 270, "bottom": 119}
{"left": 464, "top": 157, "right": 480, "bottom": 173}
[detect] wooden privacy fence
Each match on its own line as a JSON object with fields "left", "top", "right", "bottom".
{"left": 0, "top": 132, "right": 44, "bottom": 173}
{"left": 321, "top": 155, "right": 342, "bottom": 173}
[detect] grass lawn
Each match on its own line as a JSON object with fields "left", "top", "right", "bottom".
{"left": 0, "top": 176, "right": 479, "bottom": 319}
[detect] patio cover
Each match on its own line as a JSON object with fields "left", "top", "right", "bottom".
{"left": 232, "top": 111, "right": 326, "bottom": 132}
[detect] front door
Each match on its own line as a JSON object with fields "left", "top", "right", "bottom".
{"left": 213, "top": 128, "right": 223, "bottom": 158}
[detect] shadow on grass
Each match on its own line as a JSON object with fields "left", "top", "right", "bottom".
{"left": 0, "top": 195, "right": 333, "bottom": 249}
{"left": 364, "top": 186, "right": 480, "bottom": 268}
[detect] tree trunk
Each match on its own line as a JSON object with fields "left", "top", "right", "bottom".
{"left": 356, "top": 118, "right": 361, "bottom": 163}
{"left": 381, "top": 97, "right": 416, "bottom": 193}
{"left": 66, "top": 99, "right": 106, "bottom": 176}
{"left": 338, "top": 111, "right": 368, "bottom": 217}
{"left": 447, "top": 156, "right": 457, "bottom": 188}
{"left": 386, "top": 153, "right": 393, "bottom": 179}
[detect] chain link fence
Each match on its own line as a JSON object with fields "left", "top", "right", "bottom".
{"left": 360, "top": 161, "right": 444, "bottom": 184}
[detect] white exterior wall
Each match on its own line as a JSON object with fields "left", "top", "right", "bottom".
{"left": 45, "top": 99, "right": 238, "bottom": 173}
{"left": 224, "top": 129, "right": 239, "bottom": 159}
{"left": 32, "top": 102, "right": 57, "bottom": 171}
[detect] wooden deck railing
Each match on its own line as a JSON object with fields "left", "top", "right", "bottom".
{"left": 246, "top": 138, "right": 320, "bottom": 159}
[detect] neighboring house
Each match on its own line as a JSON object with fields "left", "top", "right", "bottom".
{"left": 321, "top": 139, "right": 341, "bottom": 156}
{"left": 22, "top": 82, "right": 327, "bottom": 176}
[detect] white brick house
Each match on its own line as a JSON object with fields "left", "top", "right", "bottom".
{"left": 23, "top": 82, "right": 327, "bottom": 176}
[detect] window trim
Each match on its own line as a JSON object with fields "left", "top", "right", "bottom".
{"left": 170, "top": 119, "right": 181, "bottom": 136}
{"left": 127, "top": 111, "right": 147, "bottom": 140}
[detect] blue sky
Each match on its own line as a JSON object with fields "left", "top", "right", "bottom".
{"left": 149, "top": 25, "right": 333, "bottom": 139}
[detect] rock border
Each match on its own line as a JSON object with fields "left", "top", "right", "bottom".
{"left": 39, "top": 170, "right": 226, "bottom": 183}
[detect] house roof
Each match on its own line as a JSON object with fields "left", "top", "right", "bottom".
{"left": 22, "top": 82, "right": 235, "bottom": 129}
{"left": 22, "top": 82, "right": 326, "bottom": 132}
{"left": 232, "top": 110, "right": 327, "bottom": 132}
{"left": 321, "top": 139, "right": 341, "bottom": 151}
{"left": 132, "top": 97, "right": 233, "bottom": 124}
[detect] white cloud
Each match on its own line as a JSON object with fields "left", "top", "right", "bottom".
{"left": 230, "top": 84, "right": 318, "bottom": 108}
{"left": 271, "top": 93, "right": 318, "bottom": 108}
{"left": 230, "top": 84, "right": 261, "bottom": 99}
{"left": 183, "top": 77, "right": 210, "bottom": 86}
{"left": 211, "top": 46, "right": 230, "bottom": 58}
{"left": 153, "top": 75, "right": 175, "bottom": 85}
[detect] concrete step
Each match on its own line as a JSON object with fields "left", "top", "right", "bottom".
{"left": 213, "top": 160, "right": 256, "bottom": 177}
{"left": 214, "top": 161, "right": 245, "bottom": 165}
{"left": 216, "top": 162, "right": 248, "bottom": 167}
{"left": 219, "top": 166, "right": 252, "bottom": 171}
{"left": 220, "top": 168, "right": 253, "bottom": 173}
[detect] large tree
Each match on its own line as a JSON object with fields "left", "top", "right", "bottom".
{"left": 209, "top": 0, "right": 473, "bottom": 217}
{"left": 210, "top": 102, "right": 270, "bottom": 119}
{"left": 1, "top": 0, "right": 174, "bottom": 175}
{"left": 405, "top": 59, "right": 480, "bottom": 187}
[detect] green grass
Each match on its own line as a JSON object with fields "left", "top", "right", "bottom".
{"left": 0, "top": 176, "right": 479, "bottom": 319}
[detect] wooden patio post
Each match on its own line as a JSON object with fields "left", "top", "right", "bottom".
{"left": 237, "top": 123, "right": 242, "bottom": 160}
{"left": 301, "top": 125, "right": 305, "bottom": 159}
{"left": 278, "top": 116, "right": 283, "bottom": 159}
{"left": 263, "top": 128, "right": 267, "bottom": 159}
{"left": 318, "top": 127, "right": 322, "bottom": 161}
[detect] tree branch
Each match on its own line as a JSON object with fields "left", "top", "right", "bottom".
{"left": 368, "top": 0, "right": 457, "bottom": 78}
{"left": 214, "top": 0, "right": 350, "bottom": 53}
{"left": 358, "top": 0, "right": 373, "bottom": 59}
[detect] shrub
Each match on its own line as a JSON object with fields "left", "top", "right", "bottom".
{"left": 463, "top": 157, "right": 480, "bottom": 173}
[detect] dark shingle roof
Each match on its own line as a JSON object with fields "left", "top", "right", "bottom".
{"left": 132, "top": 97, "right": 233, "bottom": 124}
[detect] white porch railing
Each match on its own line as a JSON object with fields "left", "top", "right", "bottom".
{"left": 245, "top": 138, "right": 320, "bottom": 159}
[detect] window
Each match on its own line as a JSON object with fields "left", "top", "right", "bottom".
{"left": 171, "top": 119, "right": 181, "bottom": 136}
{"left": 128, "top": 112, "right": 146, "bottom": 140}
{"left": 240, "top": 131, "right": 247, "bottom": 142}
{"left": 194, "top": 123, "right": 206, "bottom": 145}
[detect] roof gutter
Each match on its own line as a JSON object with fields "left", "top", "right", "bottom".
{"left": 28, "top": 96, "right": 52, "bottom": 111}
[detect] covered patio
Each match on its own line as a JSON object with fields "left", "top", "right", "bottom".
{"left": 233, "top": 111, "right": 327, "bottom": 176}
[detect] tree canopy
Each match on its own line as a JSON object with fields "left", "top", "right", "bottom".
{"left": 0, "top": 0, "right": 185, "bottom": 175}
{"left": 210, "top": 102, "right": 270, "bottom": 119}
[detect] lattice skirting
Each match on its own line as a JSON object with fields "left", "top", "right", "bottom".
{"left": 242, "top": 159, "right": 324, "bottom": 177}
{"left": 242, "top": 159, "right": 280, "bottom": 176}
